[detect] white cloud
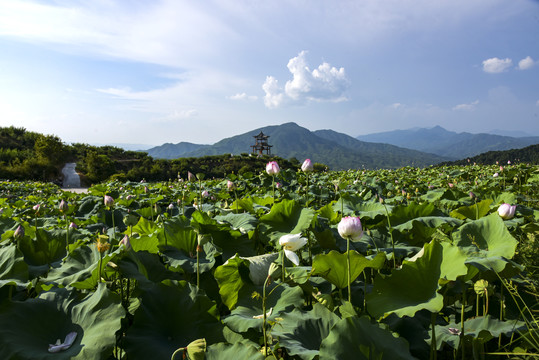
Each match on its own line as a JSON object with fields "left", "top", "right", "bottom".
{"left": 453, "top": 100, "right": 479, "bottom": 111}
{"left": 518, "top": 56, "right": 535, "bottom": 70}
{"left": 390, "top": 103, "right": 402, "bottom": 109}
{"left": 482, "top": 57, "right": 512, "bottom": 73}
{"left": 228, "top": 93, "right": 258, "bottom": 101}
{"left": 536, "top": 100, "right": 539, "bottom": 106}
{"left": 263, "top": 51, "right": 349, "bottom": 108}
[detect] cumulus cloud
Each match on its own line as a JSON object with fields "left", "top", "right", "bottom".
{"left": 390, "top": 103, "right": 402, "bottom": 109}
{"left": 482, "top": 57, "right": 512, "bottom": 73}
{"left": 453, "top": 100, "right": 479, "bottom": 111}
{"left": 228, "top": 92, "right": 258, "bottom": 101}
{"left": 263, "top": 51, "right": 349, "bottom": 108}
{"left": 518, "top": 56, "right": 535, "bottom": 70}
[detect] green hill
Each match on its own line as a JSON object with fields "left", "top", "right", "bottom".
{"left": 150, "top": 122, "right": 447, "bottom": 170}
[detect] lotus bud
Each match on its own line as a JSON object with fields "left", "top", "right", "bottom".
{"left": 119, "top": 235, "right": 132, "bottom": 251}
{"left": 266, "top": 161, "right": 280, "bottom": 175}
{"left": 268, "top": 262, "right": 282, "bottom": 280}
{"left": 507, "top": 160, "right": 511, "bottom": 164}
{"left": 168, "top": 203, "right": 174, "bottom": 210}
{"left": 301, "top": 158, "right": 314, "bottom": 172}
{"left": 500, "top": 166, "right": 504, "bottom": 172}
{"left": 448, "top": 183, "right": 454, "bottom": 188}
{"left": 497, "top": 203, "right": 516, "bottom": 220}
{"left": 337, "top": 216, "right": 363, "bottom": 241}
{"left": 59, "top": 199, "right": 68, "bottom": 213}
{"left": 275, "top": 182, "right": 282, "bottom": 189}
{"left": 144, "top": 186, "right": 149, "bottom": 193}
{"left": 188, "top": 171, "right": 195, "bottom": 181}
{"left": 69, "top": 222, "right": 77, "bottom": 229}
{"left": 14, "top": 225, "right": 24, "bottom": 239}
{"left": 33, "top": 204, "right": 41, "bottom": 213}
{"left": 227, "top": 180, "right": 235, "bottom": 191}
{"left": 104, "top": 195, "right": 114, "bottom": 207}
{"left": 202, "top": 190, "right": 209, "bottom": 198}
{"left": 469, "top": 191, "right": 476, "bottom": 199}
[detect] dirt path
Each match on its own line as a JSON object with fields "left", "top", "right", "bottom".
{"left": 61, "top": 163, "right": 88, "bottom": 193}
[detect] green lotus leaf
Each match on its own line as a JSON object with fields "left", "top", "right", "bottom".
{"left": 0, "top": 284, "right": 124, "bottom": 360}
{"left": 439, "top": 241, "right": 469, "bottom": 282}
{"left": 450, "top": 199, "right": 493, "bottom": 220}
{"left": 123, "top": 281, "right": 224, "bottom": 360}
{"left": 206, "top": 342, "right": 264, "bottom": 360}
{"left": 317, "top": 202, "right": 340, "bottom": 224}
{"left": 214, "top": 255, "right": 252, "bottom": 310}
{"left": 312, "top": 251, "right": 385, "bottom": 289}
{"left": 388, "top": 202, "right": 444, "bottom": 227}
{"left": 367, "top": 240, "right": 444, "bottom": 319}
{"left": 319, "top": 316, "right": 416, "bottom": 360}
{"left": 131, "top": 216, "right": 159, "bottom": 236}
{"left": 18, "top": 228, "right": 66, "bottom": 267}
{"left": 432, "top": 315, "right": 526, "bottom": 350}
{"left": 393, "top": 216, "right": 463, "bottom": 232}
{"left": 453, "top": 213, "right": 519, "bottom": 274}
{"left": 116, "top": 250, "right": 184, "bottom": 290}
{"left": 44, "top": 245, "right": 101, "bottom": 286}
{"left": 222, "top": 282, "right": 304, "bottom": 333}
{"left": 272, "top": 303, "right": 340, "bottom": 360}
{"left": 0, "top": 243, "right": 28, "bottom": 283}
{"left": 161, "top": 241, "right": 218, "bottom": 274}
{"left": 259, "top": 199, "right": 316, "bottom": 246}
{"left": 214, "top": 212, "right": 258, "bottom": 235}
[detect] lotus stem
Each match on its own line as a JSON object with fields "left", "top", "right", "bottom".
{"left": 98, "top": 252, "right": 103, "bottom": 283}
{"left": 430, "top": 312, "right": 437, "bottom": 360}
{"left": 262, "top": 275, "right": 270, "bottom": 356}
{"left": 111, "top": 207, "right": 116, "bottom": 242}
{"left": 272, "top": 175, "right": 275, "bottom": 207}
{"left": 65, "top": 214, "right": 69, "bottom": 256}
{"left": 347, "top": 236, "right": 351, "bottom": 303}
{"left": 383, "top": 203, "right": 397, "bottom": 268}
{"left": 281, "top": 250, "right": 285, "bottom": 283}
{"left": 461, "top": 286, "right": 466, "bottom": 360}
{"left": 196, "top": 245, "right": 201, "bottom": 287}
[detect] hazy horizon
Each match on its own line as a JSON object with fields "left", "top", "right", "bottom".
{"left": 1, "top": 1, "right": 538, "bottom": 145}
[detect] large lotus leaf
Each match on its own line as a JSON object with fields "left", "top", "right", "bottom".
{"left": 129, "top": 233, "right": 160, "bottom": 253}
{"left": 388, "top": 202, "right": 444, "bottom": 227}
{"left": 454, "top": 213, "right": 518, "bottom": 258}
{"left": 116, "top": 250, "right": 184, "bottom": 290}
{"left": 272, "top": 303, "right": 340, "bottom": 360}
{"left": 156, "top": 217, "right": 197, "bottom": 252}
{"left": 161, "top": 241, "right": 218, "bottom": 274}
{"left": 450, "top": 199, "right": 493, "bottom": 220}
{"left": 259, "top": 199, "right": 316, "bottom": 246}
{"left": 319, "top": 316, "right": 416, "bottom": 360}
{"left": 367, "top": 240, "right": 444, "bottom": 319}
{"left": 131, "top": 216, "right": 159, "bottom": 236}
{"left": 432, "top": 315, "right": 526, "bottom": 350}
{"left": 421, "top": 188, "right": 454, "bottom": 202}
{"left": 123, "top": 281, "right": 224, "bottom": 360}
{"left": 214, "top": 255, "right": 252, "bottom": 310}
{"left": 0, "top": 243, "right": 28, "bottom": 283}
{"left": 214, "top": 212, "right": 258, "bottom": 236}
{"left": 453, "top": 213, "right": 519, "bottom": 274}
{"left": 206, "top": 342, "right": 264, "bottom": 360}
{"left": 393, "top": 216, "right": 462, "bottom": 232}
{"left": 190, "top": 210, "right": 235, "bottom": 235}
{"left": 44, "top": 245, "right": 101, "bottom": 286}
{"left": 335, "top": 198, "right": 389, "bottom": 221}
{"left": 70, "top": 249, "right": 120, "bottom": 290}
{"left": 18, "top": 228, "right": 66, "bottom": 266}
{"left": 241, "top": 253, "right": 279, "bottom": 285}
{"left": 439, "top": 241, "right": 468, "bottom": 282}
{"left": 222, "top": 282, "right": 304, "bottom": 333}
{"left": 312, "top": 251, "right": 385, "bottom": 289}
{"left": 0, "top": 284, "right": 124, "bottom": 360}
{"left": 317, "top": 202, "right": 340, "bottom": 224}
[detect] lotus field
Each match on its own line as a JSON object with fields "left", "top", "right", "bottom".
{"left": 0, "top": 162, "right": 538, "bottom": 359}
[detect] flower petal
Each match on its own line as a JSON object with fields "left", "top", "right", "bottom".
{"left": 284, "top": 249, "right": 300, "bottom": 266}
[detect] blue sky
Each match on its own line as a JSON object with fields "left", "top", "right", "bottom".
{"left": 1, "top": 0, "right": 538, "bottom": 147}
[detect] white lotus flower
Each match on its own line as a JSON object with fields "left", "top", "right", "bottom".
{"left": 279, "top": 234, "right": 307, "bottom": 266}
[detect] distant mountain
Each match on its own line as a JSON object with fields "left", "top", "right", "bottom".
{"left": 356, "top": 126, "right": 539, "bottom": 159}
{"left": 439, "top": 143, "right": 539, "bottom": 166}
{"left": 91, "top": 143, "right": 157, "bottom": 151}
{"left": 145, "top": 142, "right": 208, "bottom": 159}
{"left": 148, "top": 122, "right": 448, "bottom": 170}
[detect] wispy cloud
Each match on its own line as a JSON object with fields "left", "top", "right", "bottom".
{"left": 263, "top": 51, "right": 349, "bottom": 108}
{"left": 453, "top": 100, "right": 479, "bottom": 111}
{"left": 518, "top": 56, "right": 535, "bottom": 70}
{"left": 228, "top": 93, "right": 258, "bottom": 101}
{"left": 482, "top": 57, "right": 512, "bottom": 73}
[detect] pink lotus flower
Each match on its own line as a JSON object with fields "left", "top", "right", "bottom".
{"left": 448, "top": 183, "right": 454, "bottom": 188}
{"left": 275, "top": 182, "right": 282, "bottom": 189}
{"left": 493, "top": 173, "right": 499, "bottom": 178}
{"left": 301, "top": 159, "right": 314, "bottom": 172}
{"left": 337, "top": 216, "right": 363, "bottom": 241}
{"left": 227, "top": 180, "right": 235, "bottom": 191}
{"left": 498, "top": 203, "right": 516, "bottom": 220}
{"left": 266, "top": 161, "right": 280, "bottom": 175}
